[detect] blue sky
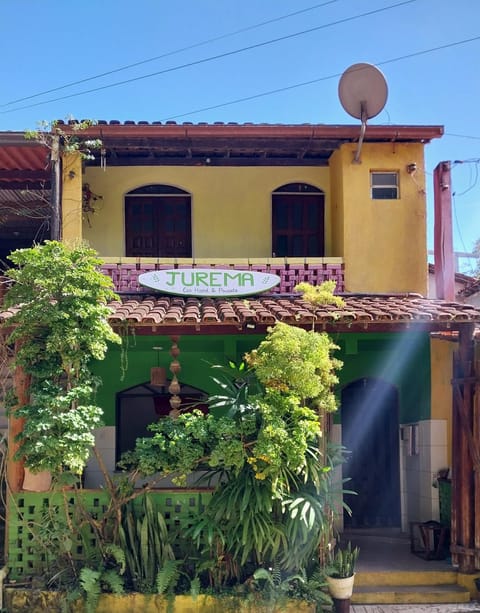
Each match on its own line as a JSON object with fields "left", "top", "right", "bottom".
{"left": 1, "top": 0, "right": 479, "bottom": 270}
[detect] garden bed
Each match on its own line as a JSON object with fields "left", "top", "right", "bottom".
{"left": 4, "top": 589, "right": 316, "bottom": 612}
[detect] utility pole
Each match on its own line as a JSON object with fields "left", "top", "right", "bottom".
{"left": 433, "top": 161, "right": 455, "bottom": 300}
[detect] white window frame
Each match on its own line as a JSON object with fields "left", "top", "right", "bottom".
{"left": 370, "top": 171, "right": 399, "bottom": 200}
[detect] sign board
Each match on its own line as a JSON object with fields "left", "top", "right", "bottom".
{"left": 139, "top": 269, "right": 281, "bottom": 297}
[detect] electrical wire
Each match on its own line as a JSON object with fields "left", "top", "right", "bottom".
{"left": 161, "top": 34, "right": 480, "bottom": 121}
{"left": 446, "top": 133, "right": 480, "bottom": 140}
{"left": 0, "top": 0, "right": 341, "bottom": 107}
{"left": 453, "top": 160, "right": 480, "bottom": 197}
{"left": 452, "top": 193, "right": 475, "bottom": 275}
{"left": 0, "top": 0, "right": 416, "bottom": 115}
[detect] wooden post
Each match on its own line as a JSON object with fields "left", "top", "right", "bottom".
{"left": 475, "top": 353, "right": 480, "bottom": 571}
{"left": 451, "top": 324, "right": 476, "bottom": 572}
{"left": 50, "top": 134, "right": 61, "bottom": 241}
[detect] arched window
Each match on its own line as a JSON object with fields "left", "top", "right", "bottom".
{"left": 125, "top": 184, "right": 191, "bottom": 257}
{"left": 116, "top": 381, "right": 207, "bottom": 460}
{"left": 272, "top": 183, "right": 324, "bottom": 257}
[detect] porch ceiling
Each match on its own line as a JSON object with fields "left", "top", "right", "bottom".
{"left": 3, "top": 293, "right": 477, "bottom": 335}
{"left": 62, "top": 121, "right": 444, "bottom": 167}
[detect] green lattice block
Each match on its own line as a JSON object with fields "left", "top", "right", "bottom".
{"left": 7, "top": 489, "right": 212, "bottom": 580}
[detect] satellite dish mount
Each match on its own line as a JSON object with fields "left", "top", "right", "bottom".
{"left": 338, "top": 63, "right": 388, "bottom": 164}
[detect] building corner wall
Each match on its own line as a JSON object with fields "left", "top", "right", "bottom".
{"left": 334, "top": 142, "right": 428, "bottom": 295}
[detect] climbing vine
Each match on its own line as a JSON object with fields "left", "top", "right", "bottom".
{"left": 4, "top": 241, "right": 120, "bottom": 474}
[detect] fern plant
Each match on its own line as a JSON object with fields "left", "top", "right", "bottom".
{"left": 252, "top": 563, "right": 305, "bottom": 611}
{"left": 77, "top": 544, "right": 126, "bottom": 613}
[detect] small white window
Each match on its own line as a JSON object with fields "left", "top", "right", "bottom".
{"left": 371, "top": 172, "right": 399, "bottom": 199}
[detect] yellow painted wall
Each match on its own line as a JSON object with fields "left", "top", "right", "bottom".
{"left": 430, "top": 337, "right": 456, "bottom": 466}
{"left": 61, "top": 153, "right": 83, "bottom": 244}
{"left": 82, "top": 166, "right": 330, "bottom": 258}
{"left": 329, "top": 142, "right": 428, "bottom": 294}
{"left": 72, "top": 139, "right": 429, "bottom": 293}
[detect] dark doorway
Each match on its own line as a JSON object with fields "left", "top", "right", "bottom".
{"left": 125, "top": 184, "right": 191, "bottom": 258}
{"left": 116, "top": 381, "right": 207, "bottom": 462}
{"left": 341, "top": 378, "right": 401, "bottom": 528}
{"left": 271, "top": 183, "right": 324, "bottom": 257}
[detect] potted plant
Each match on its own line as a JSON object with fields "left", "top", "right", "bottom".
{"left": 325, "top": 541, "right": 359, "bottom": 600}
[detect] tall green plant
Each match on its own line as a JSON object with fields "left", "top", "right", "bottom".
{"left": 4, "top": 241, "right": 120, "bottom": 474}
{"left": 129, "top": 311, "right": 343, "bottom": 583}
{"left": 118, "top": 494, "right": 175, "bottom": 592}
{"left": 327, "top": 542, "right": 360, "bottom": 578}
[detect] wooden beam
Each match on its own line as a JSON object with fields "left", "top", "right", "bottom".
{"left": 0, "top": 170, "right": 50, "bottom": 181}
{"left": 475, "top": 356, "right": 480, "bottom": 570}
{"left": 86, "top": 154, "right": 331, "bottom": 168}
{"left": 0, "top": 180, "right": 51, "bottom": 190}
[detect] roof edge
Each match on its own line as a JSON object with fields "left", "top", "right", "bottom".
{"left": 53, "top": 122, "right": 444, "bottom": 143}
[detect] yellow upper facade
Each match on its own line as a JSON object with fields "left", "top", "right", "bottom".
{"left": 60, "top": 122, "right": 442, "bottom": 295}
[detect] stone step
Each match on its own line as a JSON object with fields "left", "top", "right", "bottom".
{"left": 355, "top": 570, "right": 459, "bottom": 587}
{"left": 352, "top": 583, "right": 471, "bottom": 604}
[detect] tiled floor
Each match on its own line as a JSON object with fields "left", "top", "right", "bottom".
{"left": 344, "top": 529, "right": 480, "bottom": 612}
{"left": 343, "top": 529, "right": 453, "bottom": 572}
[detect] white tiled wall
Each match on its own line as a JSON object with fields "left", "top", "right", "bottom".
{"left": 84, "top": 426, "right": 116, "bottom": 488}
{"left": 401, "top": 419, "right": 447, "bottom": 527}
{"left": 85, "top": 419, "right": 448, "bottom": 529}
{"left": 84, "top": 426, "right": 221, "bottom": 489}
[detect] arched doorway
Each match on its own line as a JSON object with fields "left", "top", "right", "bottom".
{"left": 341, "top": 378, "right": 401, "bottom": 528}
{"left": 116, "top": 381, "right": 207, "bottom": 462}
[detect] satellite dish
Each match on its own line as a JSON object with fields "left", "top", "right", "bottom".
{"left": 339, "top": 63, "right": 388, "bottom": 120}
{"left": 338, "top": 63, "right": 388, "bottom": 162}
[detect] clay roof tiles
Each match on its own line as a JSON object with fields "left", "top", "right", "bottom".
{"left": 3, "top": 293, "right": 479, "bottom": 333}
{"left": 90, "top": 294, "right": 480, "bottom": 334}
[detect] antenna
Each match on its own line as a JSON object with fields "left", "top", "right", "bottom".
{"left": 338, "top": 63, "right": 388, "bottom": 163}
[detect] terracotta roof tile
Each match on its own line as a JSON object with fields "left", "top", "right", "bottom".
{"left": 2, "top": 294, "right": 480, "bottom": 333}
{"left": 100, "top": 294, "right": 480, "bottom": 332}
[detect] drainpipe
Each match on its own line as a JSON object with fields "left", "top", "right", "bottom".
{"left": 433, "top": 161, "right": 455, "bottom": 301}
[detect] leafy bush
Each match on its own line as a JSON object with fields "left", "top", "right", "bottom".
{"left": 4, "top": 241, "right": 120, "bottom": 474}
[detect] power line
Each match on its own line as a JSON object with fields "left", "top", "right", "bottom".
{"left": 446, "top": 133, "right": 480, "bottom": 141}
{"left": 0, "top": 0, "right": 416, "bottom": 115}
{"left": 1, "top": 0, "right": 341, "bottom": 107}
{"left": 161, "top": 34, "right": 480, "bottom": 121}
{"left": 452, "top": 194, "right": 475, "bottom": 274}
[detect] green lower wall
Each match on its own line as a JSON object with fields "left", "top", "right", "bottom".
{"left": 91, "top": 331, "right": 431, "bottom": 427}
{"left": 92, "top": 334, "right": 265, "bottom": 425}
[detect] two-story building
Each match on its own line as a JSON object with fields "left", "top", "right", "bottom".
{"left": 1, "top": 121, "right": 479, "bottom": 576}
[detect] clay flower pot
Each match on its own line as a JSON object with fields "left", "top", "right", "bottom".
{"left": 22, "top": 468, "right": 52, "bottom": 492}
{"left": 326, "top": 574, "right": 355, "bottom": 600}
